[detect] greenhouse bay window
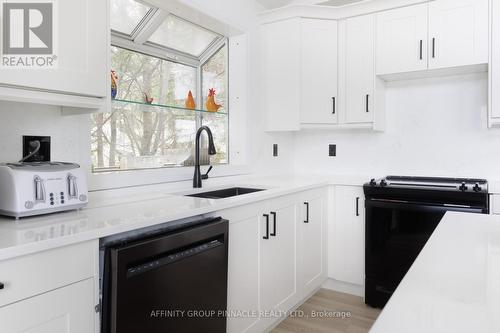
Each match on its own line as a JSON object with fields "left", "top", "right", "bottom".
{"left": 92, "top": 0, "right": 228, "bottom": 172}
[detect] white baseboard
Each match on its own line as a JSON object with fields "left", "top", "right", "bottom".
{"left": 322, "top": 278, "right": 364, "bottom": 297}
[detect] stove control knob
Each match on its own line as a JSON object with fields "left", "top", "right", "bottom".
{"left": 370, "top": 179, "right": 377, "bottom": 187}
{"left": 380, "top": 179, "right": 388, "bottom": 187}
{"left": 459, "top": 183, "right": 468, "bottom": 192}
{"left": 473, "top": 184, "right": 482, "bottom": 192}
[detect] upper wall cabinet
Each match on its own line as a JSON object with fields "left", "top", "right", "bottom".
{"left": 376, "top": 4, "right": 428, "bottom": 75}
{"left": 339, "top": 14, "right": 379, "bottom": 126}
{"left": 490, "top": 0, "right": 500, "bottom": 127}
{"left": 0, "top": 0, "right": 108, "bottom": 104}
{"left": 261, "top": 18, "right": 302, "bottom": 131}
{"left": 261, "top": 18, "right": 383, "bottom": 131}
{"left": 300, "top": 19, "right": 338, "bottom": 125}
{"left": 376, "top": 0, "right": 489, "bottom": 76}
{"left": 262, "top": 18, "right": 338, "bottom": 131}
{"left": 428, "top": 0, "right": 489, "bottom": 70}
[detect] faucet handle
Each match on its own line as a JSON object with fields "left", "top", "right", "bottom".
{"left": 201, "top": 166, "right": 213, "bottom": 180}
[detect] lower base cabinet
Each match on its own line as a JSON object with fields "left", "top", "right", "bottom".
{"left": 0, "top": 278, "right": 96, "bottom": 333}
{"left": 329, "top": 186, "right": 365, "bottom": 286}
{"left": 223, "top": 188, "right": 327, "bottom": 333}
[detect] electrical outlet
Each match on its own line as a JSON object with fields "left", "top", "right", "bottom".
{"left": 329, "top": 144, "right": 336, "bottom": 157}
{"left": 23, "top": 136, "right": 51, "bottom": 162}
{"left": 273, "top": 144, "right": 278, "bottom": 157}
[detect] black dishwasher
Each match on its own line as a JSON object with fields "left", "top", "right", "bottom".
{"left": 100, "top": 216, "right": 229, "bottom": 333}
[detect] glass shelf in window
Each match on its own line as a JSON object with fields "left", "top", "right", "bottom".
{"left": 112, "top": 99, "right": 228, "bottom": 115}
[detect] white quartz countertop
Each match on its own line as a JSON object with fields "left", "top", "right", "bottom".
{"left": 370, "top": 212, "right": 500, "bottom": 333}
{"left": 0, "top": 174, "right": 368, "bottom": 261}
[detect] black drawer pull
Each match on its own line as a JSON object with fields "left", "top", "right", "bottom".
{"left": 304, "top": 202, "right": 309, "bottom": 223}
{"left": 0, "top": 282, "right": 4, "bottom": 290}
{"left": 270, "top": 212, "right": 277, "bottom": 236}
{"left": 432, "top": 38, "right": 436, "bottom": 58}
{"left": 366, "top": 94, "right": 370, "bottom": 113}
{"left": 332, "top": 97, "right": 336, "bottom": 114}
{"left": 263, "top": 214, "right": 269, "bottom": 240}
{"left": 419, "top": 39, "right": 423, "bottom": 60}
{"left": 356, "top": 197, "right": 360, "bottom": 217}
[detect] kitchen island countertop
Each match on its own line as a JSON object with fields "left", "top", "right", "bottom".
{"left": 370, "top": 211, "right": 500, "bottom": 333}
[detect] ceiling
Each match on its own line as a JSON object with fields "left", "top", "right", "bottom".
{"left": 317, "top": 0, "right": 366, "bottom": 6}
{"left": 255, "top": 0, "right": 294, "bottom": 9}
{"left": 256, "top": 0, "right": 366, "bottom": 9}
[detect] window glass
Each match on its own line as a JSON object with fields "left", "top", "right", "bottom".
{"left": 92, "top": 47, "right": 228, "bottom": 171}
{"left": 148, "top": 15, "right": 219, "bottom": 56}
{"left": 110, "top": 0, "right": 151, "bottom": 35}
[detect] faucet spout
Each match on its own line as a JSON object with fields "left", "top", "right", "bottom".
{"left": 193, "top": 126, "right": 216, "bottom": 188}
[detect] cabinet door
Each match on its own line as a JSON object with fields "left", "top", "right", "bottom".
{"left": 300, "top": 193, "right": 326, "bottom": 297}
{"left": 300, "top": 19, "right": 338, "bottom": 124}
{"left": 428, "top": 0, "right": 488, "bottom": 69}
{"left": 343, "top": 15, "right": 375, "bottom": 124}
{"left": 0, "top": 0, "right": 108, "bottom": 97}
{"left": 492, "top": 0, "right": 500, "bottom": 119}
{"left": 262, "top": 19, "right": 301, "bottom": 131}
{"left": 260, "top": 198, "right": 298, "bottom": 314}
{"left": 0, "top": 278, "right": 95, "bottom": 333}
{"left": 329, "top": 186, "right": 364, "bottom": 285}
{"left": 224, "top": 204, "right": 263, "bottom": 333}
{"left": 376, "top": 4, "right": 428, "bottom": 75}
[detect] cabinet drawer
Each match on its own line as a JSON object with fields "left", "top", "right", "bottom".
{"left": 0, "top": 278, "right": 95, "bottom": 333}
{"left": 0, "top": 241, "right": 96, "bottom": 307}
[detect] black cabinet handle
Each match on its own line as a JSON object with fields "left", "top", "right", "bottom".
{"left": 270, "top": 212, "right": 277, "bottom": 236}
{"left": 356, "top": 197, "right": 360, "bottom": 217}
{"left": 263, "top": 214, "right": 269, "bottom": 240}
{"left": 432, "top": 38, "right": 436, "bottom": 58}
{"left": 0, "top": 282, "right": 4, "bottom": 290}
{"left": 419, "top": 40, "right": 423, "bottom": 60}
{"left": 304, "top": 202, "right": 309, "bottom": 223}
{"left": 366, "top": 95, "right": 370, "bottom": 113}
{"left": 332, "top": 97, "right": 336, "bottom": 114}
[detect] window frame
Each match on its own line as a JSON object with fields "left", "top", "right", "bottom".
{"left": 100, "top": 13, "right": 230, "bottom": 173}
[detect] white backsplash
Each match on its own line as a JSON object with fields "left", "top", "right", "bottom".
{"left": 293, "top": 72, "right": 500, "bottom": 178}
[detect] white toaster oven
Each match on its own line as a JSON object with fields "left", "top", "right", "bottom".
{"left": 0, "top": 162, "right": 88, "bottom": 218}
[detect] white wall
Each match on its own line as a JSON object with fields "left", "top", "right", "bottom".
{"left": 293, "top": 73, "right": 500, "bottom": 178}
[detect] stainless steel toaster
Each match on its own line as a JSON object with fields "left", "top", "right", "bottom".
{"left": 0, "top": 162, "right": 88, "bottom": 218}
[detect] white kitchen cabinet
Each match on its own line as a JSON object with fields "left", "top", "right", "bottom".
{"left": 0, "top": 0, "right": 108, "bottom": 99}
{"left": 222, "top": 189, "right": 328, "bottom": 333}
{"left": 300, "top": 19, "right": 338, "bottom": 125}
{"left": 0, "top": 278, "right": 96, "bottom": 333}
{"left": 225, "top": 203, "right": 264, "bottom": 333}
{"left": 261, "top": 18, "right": 301, "bottom": 131}
{"left": 376, "top": 3, "right": 428, "bottom": 75}
{"left": 428, "top": 0, "right": 488, "bottom": 70}
{"left": 489, "top": 0, "right": 500, "bottom": 126}
{"left": 329, "top": 186, "right": 364, "bottom": 286}
{"left": 340, "top": 14, "right": 375, "bottom": 124}
{"left": 260, "top": 196, "right": 298, "bottom": 314}
{"left": 299, "top": 190, "right": 327, "bottom": 297}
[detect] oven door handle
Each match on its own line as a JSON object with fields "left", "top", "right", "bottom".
{"left": 365, "top": 198, "right": 486, "bottom": 214}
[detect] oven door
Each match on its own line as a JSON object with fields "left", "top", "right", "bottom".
{"left": 364, "top": 199, "right": 483, "bottom": 308}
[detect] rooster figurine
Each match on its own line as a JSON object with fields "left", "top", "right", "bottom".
{"left": 185, "top": 90, "right": 196, "bottom": 110}
{"left": 143, "top": 92, "right": 154, "bottom": 104}
{"left": 205, "top": 88, "right": 222, "bottom": 112}
{"left": 111, "top": 70, "right": 118, "bottom": 99}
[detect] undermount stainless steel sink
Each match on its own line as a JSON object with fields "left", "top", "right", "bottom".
{"left": 185, "top": 187, "right": 266, "bottom": 199}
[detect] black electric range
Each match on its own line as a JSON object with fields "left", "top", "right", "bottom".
{"left": 364, "top": 176, "right": 489, "bottom": 308}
